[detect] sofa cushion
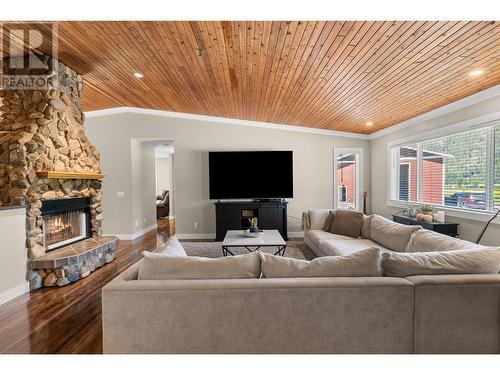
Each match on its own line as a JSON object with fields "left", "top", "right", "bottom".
{"left": 138, "top": 252, "right": 261, "bottom": 280}
{"left": 323, "top": 211, "right": 336, "bottom": 232}
{"left": 370, "top": 215, "right": 421, "bottom": 252}
{"left": 406, "top": 229, "right": 487, "bottom": 252}
{"left": 305, "top": 229, "right": 358, "bottom": 248}
{"left": 308, "top": 209, "right": 333, "bottom": 230}
{"left": 382, "top": 248, "right": 500, "bottom": 277}
{"left": 260, "top": 247, "right": 383, "bottom": 278}
{"left": 319, "top": 238, "right": 392, "bottom": 257}
{"left": 151, "top": 236, "right": 187, "bottom": 256}
{"left": 331, "top": 209, "right": 364, "bottom": 238}
{"left": 361, "top": 215, "right": 373, "bottom": 239}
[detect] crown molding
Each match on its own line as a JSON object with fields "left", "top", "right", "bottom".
{"left": 367, "top": 84, "right": 500, "bottom": 140}
{"left": 85, "top": 107, "right": 370, "bottom": 140}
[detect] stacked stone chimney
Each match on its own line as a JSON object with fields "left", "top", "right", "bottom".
{"left": 0, "top": 56, "right": 104, "bottom": 259}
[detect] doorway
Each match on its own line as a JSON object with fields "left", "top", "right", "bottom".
{"left": 334, "top": 148, "right": 363, "bottom": 210}
{"left": 154, "top": 143, "right": 176, "bottom": 236}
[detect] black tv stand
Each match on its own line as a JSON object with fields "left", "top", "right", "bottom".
{"left": 214, "top": 200, "right": 288, "bottom": 241}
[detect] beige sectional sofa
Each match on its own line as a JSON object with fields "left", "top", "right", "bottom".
{"left": 103, "top": 259, "right": 500, "bottom": 354}
{"left": 101, "top": 212, "right": 500, "bottom": 354}
{"left": 303, "top": 209, "right": 487, "bottom": 256}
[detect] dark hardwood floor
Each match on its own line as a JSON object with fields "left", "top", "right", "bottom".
{"left": 0, "top": 220, "right": 174, "bottom": 354}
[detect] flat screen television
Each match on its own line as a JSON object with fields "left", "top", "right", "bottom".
{"left": 209, "top": 151, "right": 293, "bottom": 199}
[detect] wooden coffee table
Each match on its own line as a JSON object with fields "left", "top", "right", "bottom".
{"left": 221, "top": 230, "right": 287, "bottom": 257}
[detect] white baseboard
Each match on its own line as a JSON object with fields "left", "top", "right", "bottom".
{"left": 0, "top": 282, "right": 30, "bottom": 306}
{"left": 111, "top": 234, "right": 134, "bottom": 240}
{"left": 176, "top": 233, "right": 216, "bottom": 240}
{"left": 288, "top": 231, "right": 304, "bottom": 238}
{"left": 106, "top": 223, "right": 158, "bottom": 240}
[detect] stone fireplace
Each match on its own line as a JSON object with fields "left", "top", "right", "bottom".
{"left": 0, "top": 55, "right": 118, "bottom": 289}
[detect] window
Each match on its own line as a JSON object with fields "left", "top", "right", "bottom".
{"left": 496, "top": 126, "right": 500, "bottom": 209}
{"left": 399, "top": 163, "right": 410, "bottom": 201}
{"left": 338, "top": 185, "right": 347, "bottom": 203}
{"left": 390, "top": 123, "right": 500, "bottom": 212}
{"left": 334, "top": 148, "right": 363, "bottom": 210}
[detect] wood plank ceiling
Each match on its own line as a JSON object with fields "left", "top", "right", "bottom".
{"left": 3, "top": 21, "right": 500, "bottom": 134}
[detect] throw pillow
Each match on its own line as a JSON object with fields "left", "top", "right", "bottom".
{"left": 138, "top": 252, "right": 261, "bottom": 280}
{"left": 323, "top": 211, "right": 336, "bottom": 232}
{"left": 330, "top": 209, "right": 364, "bottom": 238}
{"left": 259, "top": 247, "right": 383, "bottom": 278}
{"left": 147, "top": 236, "right": 187, "bottom": 257}
{"left": 370, "top": 215, "right": 421, "bottom": 252}
{"left": 308, "top": 209, "right": 332, "bottom": 230}
{"left": 382, "top": 247, "right": 500, "bottom": 277}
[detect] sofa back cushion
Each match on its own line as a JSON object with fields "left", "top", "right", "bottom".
{"left": 308, "top": 209, "right": 333, "bottom": 230}
{"left": 361, "top": 215, "right": 372, "bottom": 239}
{"left": 382, "top": 248, "right": 500, "bottom": 277}
{"left": 406, "top": 229, "right": 487, "bottom": 252}
{"left": 138, "top": 252, "right": 261, "bottom": 280}
{"left": 370, "top": 215, "right": 421, "bottom": 252}
{"left": 330, "top": 209, "right": 364, "bottom": 238}
{"left": 151, "top": 236, "right": 187, "bottom": 256}
{"left": 260, "top": 247, "right": 383, "bottom": 278}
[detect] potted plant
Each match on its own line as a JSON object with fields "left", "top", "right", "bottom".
{"left": 416, "top": 204, "right": 434, "bottom": 222}
{"left": 248, "top": 217, "right": 259, "bottom": 233}
{"left": 418, "top": 204, "right": 434, "bottom": 215}
{"left": 402, "top": 203, "right": 419, "bottom": 218}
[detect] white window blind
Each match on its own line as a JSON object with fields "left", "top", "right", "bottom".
{"left": 495, "top": 125, "right": 500, "bottom": 209}
{"left": 390, "top": 122, "right": 500, "bottom": 212}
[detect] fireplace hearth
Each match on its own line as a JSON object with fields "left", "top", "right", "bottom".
{"left": 41, "top": 198, "right": 91, "bottom": 251}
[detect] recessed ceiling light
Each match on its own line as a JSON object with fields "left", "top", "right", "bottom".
{"left": 366, "top": 121, "right": 374, "bottom": 126}
{"left": 133, "top": 72, "right": 144, "bottom": 79}
{"left": 469, "top": 69, "right": 483, "bottom": 77}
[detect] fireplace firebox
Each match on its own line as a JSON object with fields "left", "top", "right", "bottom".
{"left": 41, "top": 198, "right": 92, "bottom": 251}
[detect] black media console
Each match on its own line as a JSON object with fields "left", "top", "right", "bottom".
{"left": 214, "top": 200, "right": 288, "bottom": 241}
{"left": 392, "top": 213, "right": 459, "bottom": 237}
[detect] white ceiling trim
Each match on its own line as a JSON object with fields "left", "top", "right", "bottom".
{"left": 84, "top": 107, "right": 370, "bottom": 140}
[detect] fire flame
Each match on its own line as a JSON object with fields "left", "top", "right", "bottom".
{"left": 49, "top": 216, "right": 73, "bottom": 234}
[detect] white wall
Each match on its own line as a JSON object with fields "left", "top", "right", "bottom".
{"left": 156, "top": 156, "right": 172, "bottom": 193}
{"left": 370, "top": 94, "right": 500, "bottom": 245}
{"left": 86, "top": 112, "right": 370, "bottom": 238}
{"left": 0, "top": 208, "right": 29, "bottom": 305}
{"left": 130, "top": 140, "right": 157, "bottom": 236}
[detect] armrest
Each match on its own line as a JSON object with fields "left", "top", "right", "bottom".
{"left": 407, "top": 273, "right": 500, "bottom": 353}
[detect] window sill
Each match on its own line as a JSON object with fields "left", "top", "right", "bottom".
{"left": 386, "top": 200, "right": 500, "bottom": 225}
